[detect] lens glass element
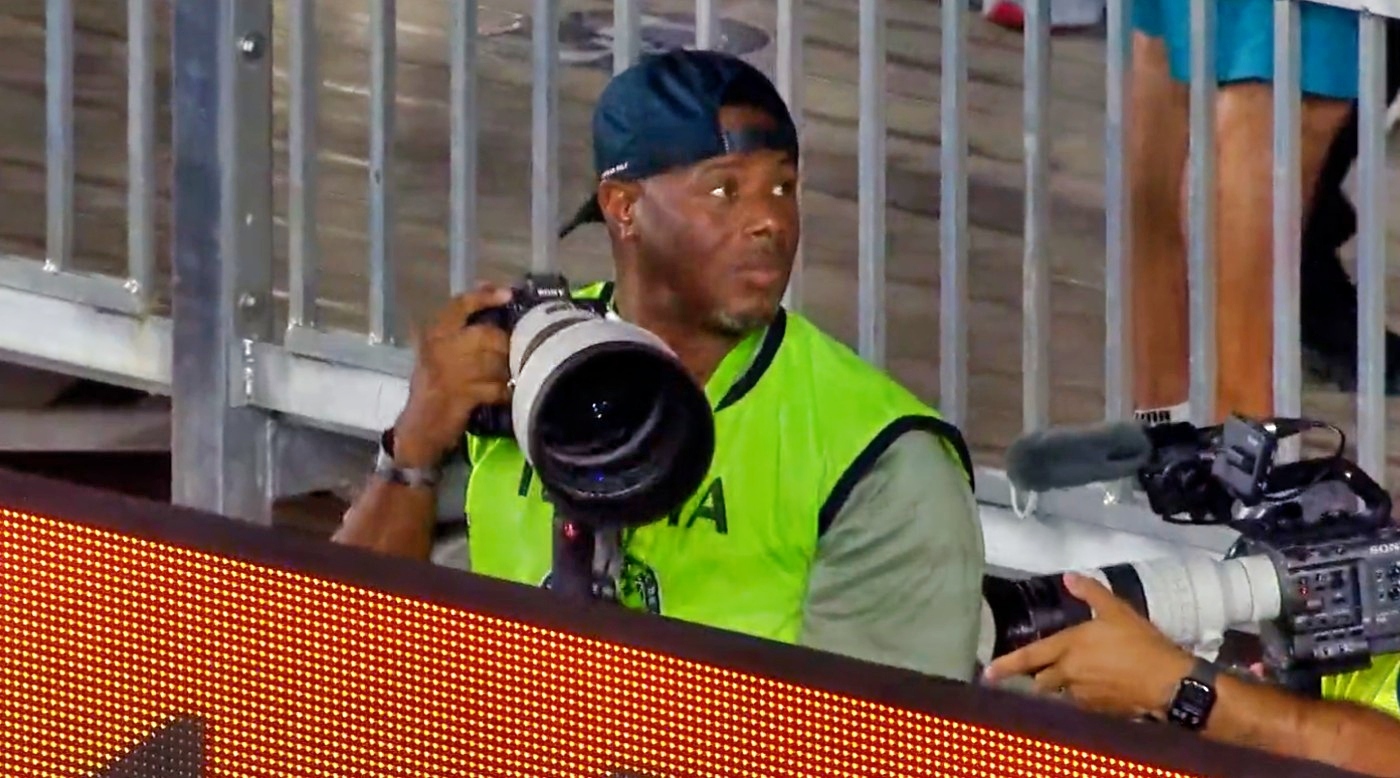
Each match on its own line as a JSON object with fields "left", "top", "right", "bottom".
{"left": 537, "top": 355, "right": 658, "bottom": 461}
{"left": 529, "top": 342, "right": 714, "bottom": 526}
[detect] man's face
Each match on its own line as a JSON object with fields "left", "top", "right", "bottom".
{"left": 621, "top": 104, "right": 800, "bottom": 336}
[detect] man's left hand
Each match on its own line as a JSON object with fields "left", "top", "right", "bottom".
{"left": 983, "top": 572, "right": 1195, "bottom": 719}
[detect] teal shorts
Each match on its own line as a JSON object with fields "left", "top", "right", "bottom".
{"left": 1133, "top": 0, "right": 1360, "bottom": 100}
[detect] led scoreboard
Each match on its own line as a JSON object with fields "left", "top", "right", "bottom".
{"left": 0, "top": 468, "right": 1355, "bottom": 777}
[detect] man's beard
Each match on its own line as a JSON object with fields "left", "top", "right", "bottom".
{"left": 708, "top": 306, "right": 778, "bottom": 337}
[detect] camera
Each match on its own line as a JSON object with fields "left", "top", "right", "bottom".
{"left": 465, "top": 273, "right": 715, "bottom": 528}
{"left": 985, "top": 414, "right": 1400, "bottom": 684}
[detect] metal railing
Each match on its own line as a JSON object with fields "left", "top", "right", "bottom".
{"left": 18, "top": 0, "right": 157, "bottom": 315}
{"left": 0, "top": 0, "right": 167, "bottom": 392}
{"left": 0, "top": 0, "right": 1394, "bottom": 570}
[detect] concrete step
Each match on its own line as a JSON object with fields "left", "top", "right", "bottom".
{"left": 0, "top": 405, "right": 170, "bottom": 453}
{"left": 0, "top": 360, "right": 170, "bottom": 453}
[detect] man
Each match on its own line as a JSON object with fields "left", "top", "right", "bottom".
{"left": 332, "top": 49, "right": 988, "bottom": 682}
{"left": 1130, "top": 3, "right": 1357, "bottom": 424}
{"left": 985, "top": 572, "right": 1400, "bottom": 776}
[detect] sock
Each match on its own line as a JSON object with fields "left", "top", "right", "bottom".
{"left": 1134, "top": 401, "right": 1191, "bottom": 427}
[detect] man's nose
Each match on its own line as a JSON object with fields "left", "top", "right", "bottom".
{"left": 744, "top": 199, "right": 784, "bottom": 243}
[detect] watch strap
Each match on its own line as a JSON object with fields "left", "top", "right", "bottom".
{"left": 374, "top": 427, "right": 443, "bottom": 489}
{"left": 1166, "top": 657, "right": 1220, "bottom": 731}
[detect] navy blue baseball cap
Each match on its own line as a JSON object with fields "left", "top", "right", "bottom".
{"left": 559, "top": 49, "right": 801, "bottom": 237}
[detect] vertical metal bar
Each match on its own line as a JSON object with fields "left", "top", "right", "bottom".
{"left": 1104, "top": 0, "right": 1133, "bottom": 425}
{"left": 170, "top": 0, "right": 276, "bottom": 523}
{"left": 614, "top": 0, "right": 642, "bottom": 73}
{"left": 1186, "top": 0, "right": 1217, "bottom": 425}
{"left": 778, "top": 0, "right": 805, "bottom": 311}
{"left": 532, "top": 0, "right": 560, "bottom": 272}
{"left": 940, "top": 0, "right": 970, "bottom": 426}
{"left": 45, "top": 0, "right": 74, "bottom": 273}
{"left": 696, "top": 0, "right": 719, "bottom": 50}
{"left": 857, "top": 0, "right": 886, "bottom": 366}
{"left": 369, "top": 0, "right": 397, "bottom": 342}
{"left": 1022, "top": 0, "right": 1051, "bottom": 432}
{"left": 1272, "top": 0, "right": 1302, "bottom": 460}
{"left": 1357, "top": 12, "right": 1388, "bottom": 480}
{"left": 127, "top": 0, "right": 156, "bottom": 310}
{"left": 289, "top": 0, "right": 320, "bottom": 325}
{"left": 449, "top": 0, "right": 478, "bottom": 294}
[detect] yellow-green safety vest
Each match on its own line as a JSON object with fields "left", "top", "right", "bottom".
{"left": 1322, "top": 654, "right": 1400, "bottom": 718}
{"left": 463, "top": 281, "right": 973, "bottom": 643}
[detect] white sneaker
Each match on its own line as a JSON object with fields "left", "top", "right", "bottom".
{"left": 1134, "top": 401, "right": 1192, "bottom": 427}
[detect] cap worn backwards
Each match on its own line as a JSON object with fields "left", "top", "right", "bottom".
{"left": 559, "top": 49, "right": 801, "bottom": 237}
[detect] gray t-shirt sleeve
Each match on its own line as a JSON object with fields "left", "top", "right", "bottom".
{"left": 798, "top": 429, "right": 986, "bottom": 682}
{"left": 429, "top": 451, "right": 472, "bottom": 572}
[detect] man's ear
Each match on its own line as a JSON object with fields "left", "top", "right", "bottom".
{"left": 597, "top": 180, "right": 639, "bottom": 237}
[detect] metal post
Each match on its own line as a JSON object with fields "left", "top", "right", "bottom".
{"left": 940, "top": 0, "right": 970, "bottom": 426}
{"left": 1103, "top": 0, "right": 1133, "bottom": 426}
{"left": 857, "top": 0, "right": 886, "bottom": 366}
{"left": 696, "top": 0, "right": 719, "bottom": 49}
{"left": 1272, "top": 0, "right": 1302, "bottom": 461}
{"left": 127, "top": 0, "right": 157, "bottom": 311}
{"left": 1186, "top": 0, "right": 1217, "bottom": 424}
{"left": 170, "top": 0, "right": 277, "bottom": 524}
{"left": 1022, "top": 0, "right": 1051, "bottom": 432}
{"left": 46, "top": 0, "right": 74, "bottom": 273}
{"left": 532, "top": 0, "right": 560, "bottom": 272}
{"left": 1102, "top": 0, "right": 1135, "bottom": 506}
{"left": 613, "top": 0, "right": 642, "bottom": 74}
{"left": 289, "top": 0, "right": 320, "bottom": 325}
{"left": 1357, "top": 12, "right": 1388, "bottom": 480}
{"left": 369, "top": 0, "right": 398, "bottom": 342}
{"left": 778, "top": 0, "right": 805, "bottom": 311}
{"left": 450, "top": 0, "right": 479, "bottom": 293}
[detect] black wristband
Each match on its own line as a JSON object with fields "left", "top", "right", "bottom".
{"left": 374, "top": 427, "right": 443, "bottom": 489}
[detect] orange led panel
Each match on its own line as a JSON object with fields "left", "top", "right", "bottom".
{"left": 0, "top": 469, "right": 1338, "bottom": 777}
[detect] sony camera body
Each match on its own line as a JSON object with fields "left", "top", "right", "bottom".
{"left": 1240, "top": 515, "right": 1400, "bottom": 679}
{"left": 464, "top": 273, "right": 605, "bottom": 439}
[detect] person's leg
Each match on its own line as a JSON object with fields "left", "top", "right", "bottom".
{"left": 1211, "top": 84, "right": 1351, "bottom": 418}
{"left": 1129, "top": 25, "right": 1192, "bottom": 420}
{"left": 1209, "top": 83, "right": 1273, "bottom": 419}
{"left": 1182, "top": 0, "right": 1356, "bottom": 419}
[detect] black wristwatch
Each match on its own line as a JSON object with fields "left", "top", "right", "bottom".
{"left": 1165, "top": 657, "right": 1220, "bottom": 731}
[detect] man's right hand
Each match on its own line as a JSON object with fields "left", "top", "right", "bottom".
{"left": 391, "top": 283, "right": 514, "bottom": 468}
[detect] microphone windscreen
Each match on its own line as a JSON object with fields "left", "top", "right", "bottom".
{"left": 1006, "top": 421, "right": 1154, "bottom": 493}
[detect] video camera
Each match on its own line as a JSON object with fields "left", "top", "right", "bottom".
{"left": 986, "top": 414, "right": 1400, "bottom": 686}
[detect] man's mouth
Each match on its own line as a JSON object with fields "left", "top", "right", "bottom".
{"left": 736, "top": 265, "right": 785, "bottom": 286}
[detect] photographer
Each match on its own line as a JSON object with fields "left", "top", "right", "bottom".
{"left": 333, "top": 49, "right": 987, "bottom": 682}
{"left": 984, "top": 572, "right": 1400, "bottom": 777}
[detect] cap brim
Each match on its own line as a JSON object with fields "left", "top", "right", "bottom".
{"left": 558, "top": 195, "right": 605, "bottom": 238}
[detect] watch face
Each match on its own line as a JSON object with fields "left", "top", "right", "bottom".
{"left": 1168, "top": 678, "right": 1216, "bottom": 731}
{"left": 1179, "top": 678, "right": 1213, "bottom": 703}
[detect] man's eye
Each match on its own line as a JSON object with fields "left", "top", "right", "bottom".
{"left": 709, "top": 181, "right": 738, "bottom": 199}
{"left": 774, "top": 180, "right": 797, "bottom": 197}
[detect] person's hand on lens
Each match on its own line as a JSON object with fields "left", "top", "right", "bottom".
{"left": 392, "top": 283, "right": 513, "bottom": 467}
{"left": 983, "top": 573, "right": 1193, "bottom": 719}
